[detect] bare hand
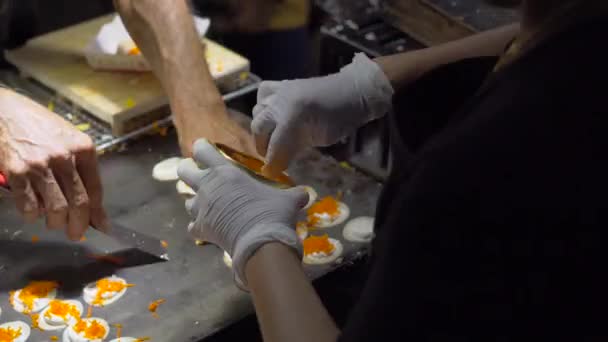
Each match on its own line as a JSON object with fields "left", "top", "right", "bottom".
{"left": 0, "top": 89, "right": 107, "bottom": 240}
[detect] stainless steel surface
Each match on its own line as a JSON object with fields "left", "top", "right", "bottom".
{"left": 0, "top": 130, "right": 381, "bottom": 340}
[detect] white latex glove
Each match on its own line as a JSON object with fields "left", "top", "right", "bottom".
{"left": 251, "top": 53, "right": 394, "bottom": 176}
{"left": 177, "top": 139, "right": 309, "bottom": 288}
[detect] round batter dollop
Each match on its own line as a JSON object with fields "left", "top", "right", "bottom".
{"left": 303, "top": 238, "right": 344, "bottom": 265}
{"left": 223, "top": 251, "right": 233, "bottom": 268}
{"left": 10, "top": 281, "right": 58, "bottom": 313}
{"left": 0, "top": 321, "right": 31, "bottom": 342}
{"left": 38, "top": 300, "right": 83, "bottom": 331}
{"left": 152, "top": 157, "right": 181, "bottom": 181}
{"left": 342, "top": 216, "right": 375, "bottom": 243}
{"left": 176, "top": 180, "right": 196, "bottom": 197}
{"left": 63, "top": 318, "right": 109, "bottom": 342}
{"left": 83, "top": 276, "right": 132, "bottom": 307}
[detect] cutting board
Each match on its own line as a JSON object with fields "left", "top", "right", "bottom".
{"left": 5, "top": 15, "right": 250, "bottom": 136}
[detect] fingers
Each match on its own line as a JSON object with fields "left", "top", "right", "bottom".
{"left": 178, "top": 158, "right": 210, "bottom": 192}
{"left": 8, "top": 174, "right": 40, "bottom": 223}
{"left": 256, "top": 81, "right": 282, "bottom": 103}
{"left": 30, "top": 167, "right": 69, "bottom": 232}
{"left": 53, "top": 156, "right": 90, "bottom": 241}
{"left": 74, "top": 142, "right": 108, "bottom": 232}
{"left": 250, "top": 108, "right": 277, "bottom": 157}
{"left": 262, "top": 123, "right": 298, "bottom": 177}
{"left": 192, "top": 139, "right": 229, "bottom": 168}
{"left": 285, "top": 186, "right": 310, "bottom": 210}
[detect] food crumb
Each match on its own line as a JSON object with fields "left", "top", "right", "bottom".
{"left": 51, "top": 336, "right": 59, "bottom": 341}
{"left": 160, "top": 240, "right": 168, "bottom": 248}
{"left": 31, "top": 235, "right": 39, "bottom": 243}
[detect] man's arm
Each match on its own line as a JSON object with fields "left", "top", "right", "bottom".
{"left": 246, "top": 243, "right": 340, "bottom": 342}
{"left": 114, "top": 0, "right": 257, "bottom": 157}
{"left": 375, "top": 23, "right": 521, "bottom": 91}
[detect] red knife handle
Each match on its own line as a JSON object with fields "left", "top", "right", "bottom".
{"left": 0, "top": 172, "right": 9, "bottom": 190}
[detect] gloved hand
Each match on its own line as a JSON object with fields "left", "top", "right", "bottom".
{"left": 251, "top": 53, "right": 394, "bottom": 176}
{"left": 178, "top": 139, "right": 309, "bottom": 288}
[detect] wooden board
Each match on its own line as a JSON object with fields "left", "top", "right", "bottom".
{"left": 383, "top": 0, "right": 518, "bottom": 46}
{"left": 5, "top": 15, "right": 250, "bottom": 136}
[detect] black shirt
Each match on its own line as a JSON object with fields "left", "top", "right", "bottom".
{"left": 340, "top": 17, "right": 608, "bottom": 341}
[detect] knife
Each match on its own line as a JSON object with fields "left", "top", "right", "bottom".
{"left": 0, "top": 172, "right": 168, "bottom": 263}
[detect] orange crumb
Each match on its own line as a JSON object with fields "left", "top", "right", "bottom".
{"left": 88, "top": 254, "right": 126, "bottom": 266}
{"left": 303, "top": 235, "right": 335, "bottom": 256}
{"left": 50, "top": 336, "right": 59, "bottom": 341}
{"left": 45, "top": 300, "right": 80, "bottom": 322}
{"left": 80, "top": 236, "right": 87, "bottom": 242}
{"left": 29, "top": 313, "right": 40, "bottom": 330}
{"left": 137, "top": 337, "right": 151, "bottom": 342}
{"left": 73, "top": 319, "right": 107, "bottom": 340}
{"left": 114, "top": 323, "right": 123, "bottom": 339}
{"left": 0, "top": 326, "right": 22, "bottom": 341}
{"left": 306, "top": 196, "right": 340, "bottom": 226}
{"left": 128, "top": 47, "right": 141, "bottom": 55}
{"left": 148, "top": 299, "right": 165, "bottom": 314}
{"left": 17, "top": 281, "right": 59, "bottom": 313}
{"left": 31, "top": 235, "right": 39, "bottom": 243}
{"left": 86, "top": 305, "right": 92, "bottom": 318}
{"left": 160, "top": 240, "right": 168, "bottom": 248}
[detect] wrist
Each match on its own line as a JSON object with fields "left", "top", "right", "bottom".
{"left": 342, "top": 53, "right": 394, "bottom": 121}
{"left": 232, "top": 223, "right": 302, "bottom": 290}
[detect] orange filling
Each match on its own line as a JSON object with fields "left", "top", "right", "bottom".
{"left": 93, "top": 279, "right": 134, "bottom": 306}
{"left": 0, "top": 326, "right": 22, "bottom": 341}
{"left": 17, "top": 281, "right": 59, "bottom": 313}
{"left": 45, "top": 300, "right": 80, "bottom": 321}
{"left": 303, "top": 235, "right": 335, "bottom": 256}
{"left": 306, "top": 196, "right": 340, "bottom": 226}
{"left": 73, "top": 320, "right": 106, "bottom": 339}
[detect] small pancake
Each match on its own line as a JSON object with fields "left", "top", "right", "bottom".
{"left": 303, "top": 238, "right": 344, "bottom": 265}
{"left": 152, "top": 157, "right": 181, "bottom": 181}
{"left": 311, "top": 202, "right": 350, "bottom": 229}
{"left": 223, "top": 251, "right": 233, "bottom": 268}
{"left": 83, "top": 276, "right": 130, "bottom": 307}
{"left": 343, "top": 216, "right": 375, "bottom": 243}
{"left": 0, "top": 321, "right": 31, "bottom": 342}
{"left": 63, "top": 318, "right": 109, "bottom": 342}
{"left": 176, "top": 180, "right": 196, "bottom": 197}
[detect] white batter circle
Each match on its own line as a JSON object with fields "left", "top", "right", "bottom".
{"left": 152, "top": 157, "right": 181, "bottom": 181}
{"left": 310, "top": 202, "right": 350, "bottom": 229}
{"left": 83, "top": 276, "right": 130, "bottom": 307}
{"left": 0, "top": 321, "right": 31, "bottom": 342}
{"left": 37, "top": 300, "right": 83, "bottom": 331}
{"left": 303, "top": 238, "right": 344, "bottom": 265}
{"left": 62, "top": 317, "right": 110, "bottom": 342}
{"left": 176, "top": 180, "right": 196, "bottom": 197}
{"left": 342, "top": 216, "right": 375, "bottom": 243}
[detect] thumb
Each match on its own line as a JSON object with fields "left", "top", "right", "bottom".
{"left": 285, "top": 186, "right": 310, "bottom": 210}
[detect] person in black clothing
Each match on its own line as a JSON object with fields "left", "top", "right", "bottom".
{"left": 177, "top": 0, "right": 608, "bottom": 341}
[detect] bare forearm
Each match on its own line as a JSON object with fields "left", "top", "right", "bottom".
{"left": 124, "top": 0, "right": 226, "bottom": 119}
{"left": 376, "top": 23, "right": 521, "bottom": 90}
{"left": 246, "top": 243, "right": 340, "bottom": 342}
